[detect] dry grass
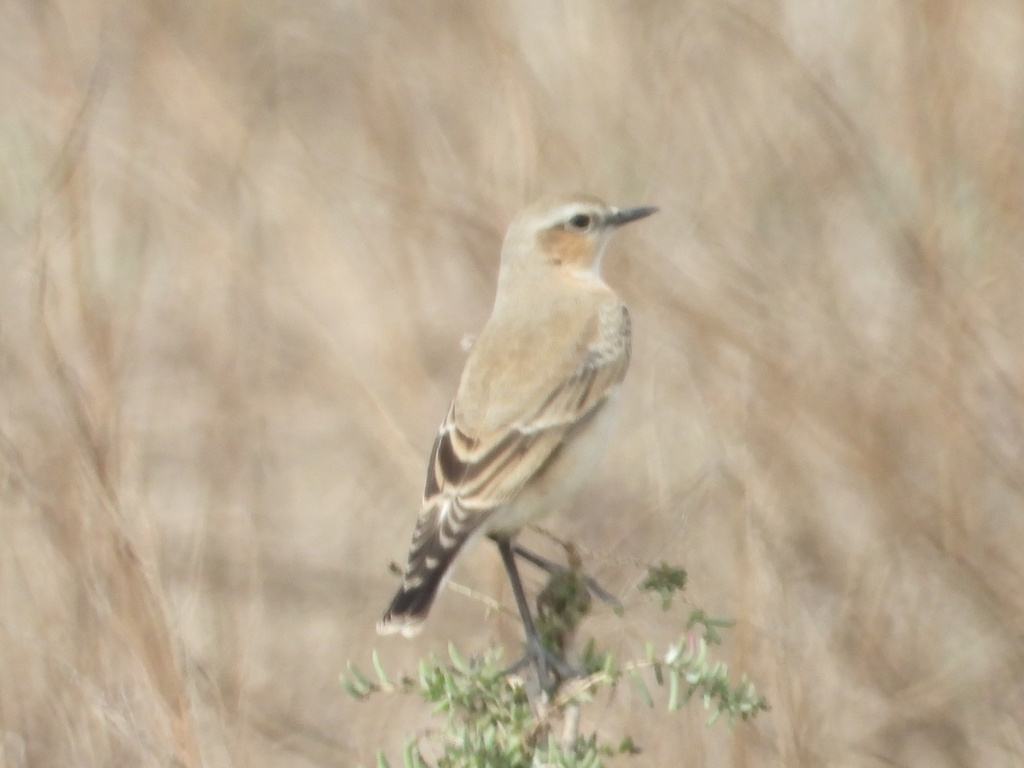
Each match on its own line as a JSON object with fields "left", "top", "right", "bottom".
{"left": 1, "top": 0, "right": 1023, "bottom": 765}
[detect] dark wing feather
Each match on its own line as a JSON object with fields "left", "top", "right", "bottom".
{"left": 377, "top": 306, "right": 630, "bottom": 636}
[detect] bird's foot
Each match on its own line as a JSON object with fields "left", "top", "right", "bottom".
{"left": 512, "top": 542, "right": 623, "bottom": 613}
{"left": 503, "top": 634, "right": 585, "bottom": 694}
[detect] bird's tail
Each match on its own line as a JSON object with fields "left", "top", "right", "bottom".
{"left": 377, "top": 499, "right": 478, "bottom": 637}
{"left": 376, "top": 563, "right": 452, "bottom": 638}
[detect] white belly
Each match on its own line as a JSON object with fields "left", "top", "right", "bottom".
{"left": 482, "top": 388, "right": 623, "bottom": 536}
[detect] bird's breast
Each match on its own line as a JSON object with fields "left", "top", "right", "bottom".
{"left": 482, "top": 387, "right": 623, "bottom": 535}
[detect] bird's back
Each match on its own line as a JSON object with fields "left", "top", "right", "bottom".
{"left": 454, "top": 278, "right": 626, "bottom": 440}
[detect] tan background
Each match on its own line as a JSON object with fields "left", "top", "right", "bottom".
{"left": 1, "top": 1, "right": 1023, "bottom": 766}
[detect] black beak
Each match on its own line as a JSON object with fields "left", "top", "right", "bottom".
{"left": 606, "top": 205, "right": 659, "bottom": 228}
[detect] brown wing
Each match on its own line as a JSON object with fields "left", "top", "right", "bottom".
{"left": 377, "top": 305, "right": 630, "bottom": 637}
{"left": 426, "top": 308, "right": 630, "bottom": 509}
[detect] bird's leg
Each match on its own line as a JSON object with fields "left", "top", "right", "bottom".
{"left": 494, "top": 537, "right": 583, "bottom": 692}
{"left": 511, "top": 543, "right": 623, "bottom": 612}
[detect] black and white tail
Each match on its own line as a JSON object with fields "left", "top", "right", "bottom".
{"left": 377, "top": 497, "right": 480, "bottom": 637}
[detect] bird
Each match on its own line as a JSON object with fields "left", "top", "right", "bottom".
{"left": 377, "top": 193, "right": 657, "bottom": 688}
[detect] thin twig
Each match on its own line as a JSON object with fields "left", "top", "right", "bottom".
{"left": 444, "top": 580, "right": 519, "bottom": 620}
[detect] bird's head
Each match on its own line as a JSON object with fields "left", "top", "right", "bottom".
{"left": 499, "top": 194, "right": 657, "bottom": 283}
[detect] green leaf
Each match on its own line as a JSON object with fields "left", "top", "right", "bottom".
{"left": 639, "top": 563, "right": 688, "bottom": 610}
{"left": 602, "top": 651, "right": 617, "bottom": 678}
{"left": 372, "top": 650, "right": 391, "bottom": 687}
{"left": 617, "top": 735, "right": 640, "bottom": 755}
{"left": 341, "top": 676, "right": 367, "bottom": 700}
{"left": 448, "top": 642, "right": 470, "bottom": 675}
{"left": 668, "top": 668, "right": 681, "bottom": 711}
{"left": 342, "top": 665, "right": 376, "bottom": 699}
{"left": 692, "top": 637, "right": 708, "bottom": 669}
{"left": 348, "top": 661, "right": 375, "bottom": 691}
{"left": 629, "top": 669, "right": 654, "bottom": 708}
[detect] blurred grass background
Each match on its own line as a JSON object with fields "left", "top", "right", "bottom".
{"left": 1, "top": 0, "right": 1023, "bottom": 765}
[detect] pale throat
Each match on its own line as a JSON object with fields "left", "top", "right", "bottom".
{"left": 570, "top": 236, "right": 612, "bottom": 283}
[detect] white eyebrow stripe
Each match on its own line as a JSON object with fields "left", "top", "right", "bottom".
{"left": 536, "top": 203, "right": 599, "bottom": 230}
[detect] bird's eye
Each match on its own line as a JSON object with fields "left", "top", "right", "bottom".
{"left": 567, "top": 213, "right": 594, "bottom": 232}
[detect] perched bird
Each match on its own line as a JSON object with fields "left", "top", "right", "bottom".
{"left": 377, "top": 194, "right": 657, "bottom": 686}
